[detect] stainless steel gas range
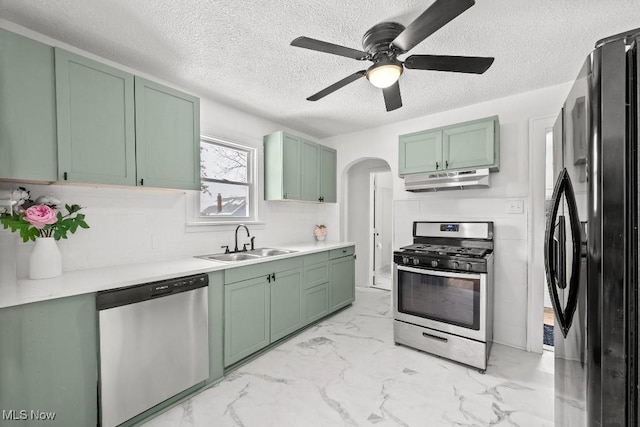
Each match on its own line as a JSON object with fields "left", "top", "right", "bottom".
{"left": 393, "top": 221, "right": 494, "bottom": 372}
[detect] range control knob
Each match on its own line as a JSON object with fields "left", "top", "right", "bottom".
{"left": 412, "top": 258, "right": 420, "bottom": 265}
{"left": 402, "top": 256, "right": 410, "bottom": 264}
{"left": 430, "top": 260, "right": 438, "bottom": 268}
{"left": 452, "top": 261, "right": 460, "bottom": 269}
{"left": 466, "top": 263, "right": 473, "bottom": 270}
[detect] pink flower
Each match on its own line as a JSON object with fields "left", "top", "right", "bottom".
{"left": 24, "top": 205, "right": 58, "bottom": 229}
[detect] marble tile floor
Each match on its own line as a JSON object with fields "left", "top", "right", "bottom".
{"left": 144, "top": 288, "right": 554, "bottom": 427}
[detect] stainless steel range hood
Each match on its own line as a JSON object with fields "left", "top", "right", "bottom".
{"left": 404, "top": 168, "right": 490, "bottom": 192}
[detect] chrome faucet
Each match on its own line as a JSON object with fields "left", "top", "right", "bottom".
{"left": 234, "top": 224, "right": 254, "bottom": 252}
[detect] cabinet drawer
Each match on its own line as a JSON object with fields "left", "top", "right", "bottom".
{"left": 304, "top": 263, "right": 329, "bottom": 289}
{"left": 224, "top": 257, "right": 303, "bottom": 284}
{"left": 303, "top": 251, "right": 329, "bottom": 266}
{"left": 329, "top": 246, "right": 355, "bottom": 260}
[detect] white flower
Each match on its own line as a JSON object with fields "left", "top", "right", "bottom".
{"left": 35, "top": 195, "right": 61, "bottom": 208}
{"left": 11, "top": 189, "right": 29, "bottom": 205}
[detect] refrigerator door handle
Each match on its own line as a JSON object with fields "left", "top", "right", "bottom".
{"left": 544, "top": 168, "right": 582, "bottom": 337}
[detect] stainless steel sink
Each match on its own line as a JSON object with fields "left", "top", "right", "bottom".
{"left": 246, "top": 248, "right": 298, "bottom": 257}
{"left": 196, "top": 247, "right": 298, "bottom": 263}
{"left": 198, "top": 253, "right": 263, "bottom": 262}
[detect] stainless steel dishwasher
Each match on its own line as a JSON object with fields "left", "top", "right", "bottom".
{"left": 97, "top": 273, "right": 209, "bottom": 427}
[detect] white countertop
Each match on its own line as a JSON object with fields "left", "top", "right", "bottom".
{"left": 0, "top": 241, "right": 354, "bottom": 309}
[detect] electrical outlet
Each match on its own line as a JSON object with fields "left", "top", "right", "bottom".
{"left": 507, "top": 199, "right": 524, "bottom": 214}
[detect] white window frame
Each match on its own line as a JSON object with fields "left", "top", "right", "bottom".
{"left": 188, "top": 135, "right": 260, "bottom": 227}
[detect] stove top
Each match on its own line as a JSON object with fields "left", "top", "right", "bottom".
{"left": 394, "top": 221, "right": 494, "bottom": 273}
{"left": 400, "top": 244, "right": 489, "bottom": 258}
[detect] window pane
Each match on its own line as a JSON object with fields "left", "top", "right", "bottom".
{"left": 200, "top": 142, "right": 248, "bottom": 183}
{"left": 200, "top": 182, "right": 249, "bottom": 217}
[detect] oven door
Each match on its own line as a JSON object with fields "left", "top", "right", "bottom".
{"left": 393, "top": 264, "right": 486, "bottom": 342}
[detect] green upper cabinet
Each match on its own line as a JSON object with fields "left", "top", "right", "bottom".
{"left": 55, "top": 49, "right": 200, "bottom": 189}
{"left": 398, "top": 129, "right": 442, "bottom": 175}
{"left": 398, "top": 116, "right": 499, "bottom": 176}
{"left": 300, "top": 139, "right": 320, "bottom": 201}
{"left": 319, "top": 146, "right": 337, "bottom": 203}
{"left": 0, "top": 29, "right": 57, "bottom": 181}
{"left": 442, "top": 119, "right": 497, "bottom": 171}
{"left": 264, "top": 131, "right": 301, "bottom": 200}
{"left": 264, "top": 131, "right": 337, "bottom": 203}
{"left": 134, "top": 77, "right": 200, "bottom": 190}
{"left": 55, "top": 48, "right": 137, "bottom": 185}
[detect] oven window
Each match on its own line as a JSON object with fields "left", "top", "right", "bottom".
{"left": 397, "top": 269, "right": 480, "bottom": 330}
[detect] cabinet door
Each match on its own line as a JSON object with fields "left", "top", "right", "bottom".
{"left": 282, "top": 133, "right": 301, "bottom": 200}
{"left": 302, "top": 283, "right": 329, "bottom": 326}
{"left": 134, "top": 77, "right": 200, "bottom": 190}
{"left": 0, "top": 29, "right": 57, "bottom": 181}
{"left": 55, "top": 48, "right": 136, "bottom": 185}
{"left": 442, "top": 119, "right": 496, "bottom": 171}
{"left": 319, "top": 146, "right": 337, "bottom": 203}
{"left": 329, "top": 255, "right": 356, "bottom": 312}
{"left": 300, "top": 139, "right": 320, "bottom": 202}
{"left": 0, "top": 294, "right": 98, "bottom": 426}
{"left": 270, "top": 268, "right": 303, "bottom": 342}
{"left": 224, "top": 277, "right": 270, "bottom": 367}
{"left": 398, "top": 130, "right": 443, "bottom": 175}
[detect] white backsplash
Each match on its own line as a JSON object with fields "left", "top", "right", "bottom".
{"left": 0, "top": 183, "right": 338, "bottom": 280}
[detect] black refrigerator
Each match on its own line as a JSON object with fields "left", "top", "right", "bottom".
{"left": 544, "top": 28, "right": 639, "bottom": 426}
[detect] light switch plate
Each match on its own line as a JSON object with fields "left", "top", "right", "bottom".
{"left": 507, "top": 199, "right": 524, "bottom": 214}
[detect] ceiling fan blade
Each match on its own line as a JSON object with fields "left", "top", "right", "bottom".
{"left": 391, "top": 0, "right": 475, "bottom": 52}
{"left": 383, "top": 82, "right": 402, "bottom": 111}
{"left": 404, "top": 54, "right": 494, "bottom": 74}
{"left": 307, "top": 71, "right": 367, "bottom": 101}
{"left": 291, "top": 36, "right": 368, "bottom": 60}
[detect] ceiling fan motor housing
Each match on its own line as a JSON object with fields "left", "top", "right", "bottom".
{"left": 362, "top": 22, "right": 406, "bottom": 57}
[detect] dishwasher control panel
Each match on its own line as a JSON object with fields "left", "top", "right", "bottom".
{"left": 96, "top": 273, "right": 209, "bottom": 310}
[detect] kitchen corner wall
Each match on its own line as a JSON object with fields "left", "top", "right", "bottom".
{"left": 321, "top": 82, "right": 572, "bottom": 350}
{"left": 0, "top": 21, "right": 338, "bottom": 280}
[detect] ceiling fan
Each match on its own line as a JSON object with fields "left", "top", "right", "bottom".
{"left": 291, "top": 0, "right": 494, "bottom": 112}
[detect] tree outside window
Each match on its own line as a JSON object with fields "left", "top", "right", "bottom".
{"left": 200, "top": 137, "right": 254, "bottom": 219}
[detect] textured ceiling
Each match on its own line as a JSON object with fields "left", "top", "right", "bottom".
{"left": 1, "top": 0, "right": 639, "bottom": 138}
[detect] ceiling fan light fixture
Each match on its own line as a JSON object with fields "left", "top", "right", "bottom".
{"left": 366, "top": 63, "right": 403, "bottom": 88}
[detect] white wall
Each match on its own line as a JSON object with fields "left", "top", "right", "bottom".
{"left": 323, "top": 82, "right": 572, "bottom": 349}
{"left": 0, "top": 21, "right": 338, "bottom": 280}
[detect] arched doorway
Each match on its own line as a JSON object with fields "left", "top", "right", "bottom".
{"left": 342, "top": 158, "right": 393, "bottom": 289}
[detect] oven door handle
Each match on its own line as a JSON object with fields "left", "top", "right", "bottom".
{"left": 396, "top": 264, "right": 482, "bottom": 280}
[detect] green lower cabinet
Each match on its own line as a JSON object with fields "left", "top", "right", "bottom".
{"left": 270, "top": 268, "right": 303, "bottom": 341}
{"left": 207, "top": 271, "right": 224, "bottom": 383}
{"left": 302, "top": 283, "right": 329, "bottom": 326}
{"left": 224, "top": 276, "right": 270, "bottom": 367}
{"left": 329, "top": 255, "right": 356, "bottom": 312}
{"left": 0, "top": 294, "right": 98, "bottom": 426}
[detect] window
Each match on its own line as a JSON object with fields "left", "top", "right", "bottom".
{"left": 199, "top": 136, "right": 255, "bottom": 220}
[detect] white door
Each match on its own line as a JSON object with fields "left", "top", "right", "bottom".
{"left": 371, "top": 171, "right": 393, "bottom": 290}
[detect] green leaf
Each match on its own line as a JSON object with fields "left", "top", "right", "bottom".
{"left": 78, "top": 220, "right": 90, "bottom": 229}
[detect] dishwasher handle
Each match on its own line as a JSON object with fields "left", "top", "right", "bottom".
{"left": 97, "top": 273, "right": 208, "bottom": 311}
